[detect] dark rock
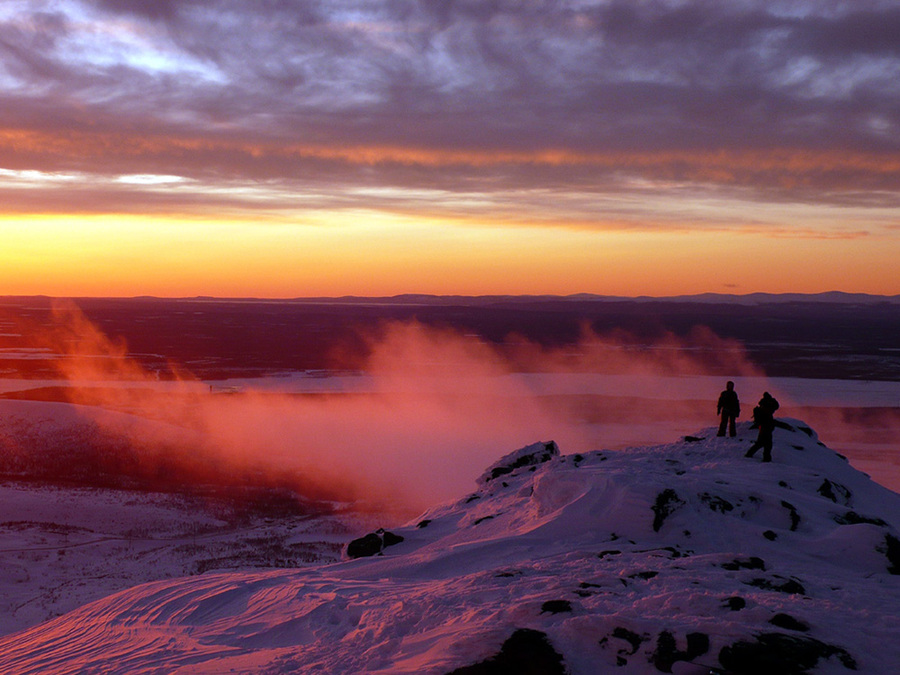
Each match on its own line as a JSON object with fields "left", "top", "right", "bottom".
{"left": 346, "top": 529, "right": 405, "bottom": 559}
{"left": 719, "top": 632, "right": 857, "bottom": 673}
{"left": 597, "top": 549, "right": 621, "bottom": 560}
{"left": 346, "top": 533, "right": 382, "bottom": 559}
{"left": 659, "top": 546, "right": 690, "bottom": 558}
{"left": 465, "top": 495, "right": 481, "bottom": 504}
{"left": 797, "top": 425, "right": 815, "bottom": 437}
{"left": 700, "top": 492, "right": 734, "bottom": 513}
{"left": 763, "top": 530, "right": 777, "bottom": 541}
{"left": 722, "top": 596, "right": 746, "bottom": 611}
{"left": 447, "top": 628, "right": 567, "bottom": 675}
{"left": 722, "top": 556, "right": 766, "bottom": 571}
{"left": 818, "top": 480, "right": 852, "bottom": 505}
{"left": 382, "top": 530, "right": 404, "bottom": 547}
{"left": 609, "top": 627, "right": 645, "bottom": 656}
{"left": 541, "top": 600, "right": 572, "bottom": 614}
{"left": 792, "top": 444, "right": 805, "bottom": 450}
{"left": 628, "top": 571, "right": 658, "bottom": 580}
{"left": 574, "top": 581, "right": 600, "bottom": 597}
{"left": 483, "top": 441, "right": 560, "bottom": 483}
{"left": 652, "top": 632, "right": 678, "bottom": 673}
{"left": 652, "top": 630, "right": 710, "bottom": 673}
{"left": 652, "top": 489, "right": 685, "bottom": 532}
{"left": 769, "top": 613, "right": 810, "bottom": 632}
{"left": 686, "top": 633, "right": 710, "bottom": 659}
{"left": 684, "top": 435, "right": 704, "bottom": 443}
{"left": 879, "top": 533, "right": 900, "bottom": 574}
{"left": 834, "top": 511, "right": 887, "bottom": 527}
{"left": 417, "top": 519, "right": 432, "bottom": 529}
{"left": 473, "top": 515, "right": 495, "bottom": 526}
{"left": 781, "top": 500, "right": 801, "bottom": 531}
{"left": 745, "top": 577, "right": 806, "bottom": 595}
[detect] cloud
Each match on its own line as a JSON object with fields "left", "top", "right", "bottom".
{"left": 92, "top": 0, "right": 181, "bottom": 22}
{"left": 1, "top": 1, "right": 899, "bottom": 229}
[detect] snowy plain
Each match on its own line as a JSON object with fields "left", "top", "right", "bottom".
{"left": 0, "top": 417, "right": 898, "bottom": 673}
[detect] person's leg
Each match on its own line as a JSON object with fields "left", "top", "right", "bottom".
{"left": 761, "top": 428, "right": 773, "bottom": 462}
{"left": 728, "top": 414, "right": 736, "bottom": 437}
{"left": 746, "top": 439, "right": 760, "bottom": 457}
{"left": 718, "top": 412, "right": 728, "bottom": 436}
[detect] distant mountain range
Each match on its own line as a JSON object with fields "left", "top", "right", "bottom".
{"left": 3, "top": 291, "right": 899, "bottom": 305}
{"left": 194, "top": 291, "right": 900, "bottom": 305}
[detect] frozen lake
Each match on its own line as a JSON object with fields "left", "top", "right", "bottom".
{"left": 201, "top": 371, "right": 900, "bottom": 408}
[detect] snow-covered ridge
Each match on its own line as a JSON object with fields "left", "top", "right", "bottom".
{"left": 1, "top": 420, "right": 899, "bottom": 674}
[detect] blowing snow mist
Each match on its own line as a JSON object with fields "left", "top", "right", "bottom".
{"left": 0, "top": 302, "right": 778, "bottom": 512}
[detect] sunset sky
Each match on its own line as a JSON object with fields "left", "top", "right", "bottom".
{"left": 1, "top": 0, "right": 899, "bottom": 297}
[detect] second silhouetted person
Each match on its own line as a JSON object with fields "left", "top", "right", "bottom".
{"left": 746, "top": 392, "right": 780, "bottom": 462}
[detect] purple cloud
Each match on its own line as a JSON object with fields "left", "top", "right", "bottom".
{"left": 0, "top": 0, "right": 898, "bottom": 227}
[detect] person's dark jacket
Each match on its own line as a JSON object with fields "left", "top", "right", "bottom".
{"left": 753, "top": 393, "right": 779, "bottom": 429}
{"left": 717, "top": 390, "right": 740, "bottom": 416}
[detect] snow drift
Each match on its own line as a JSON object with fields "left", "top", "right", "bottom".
{"left": 0, "top": 419, "right": 899, "bottom": 674}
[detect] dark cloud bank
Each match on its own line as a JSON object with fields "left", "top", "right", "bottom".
{"left": 1, "top": 0, "right": 899, "bottom": 219}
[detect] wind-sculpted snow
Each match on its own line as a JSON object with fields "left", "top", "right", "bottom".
{"left": 1, "top": 419, "right": 899, "bottom": 673}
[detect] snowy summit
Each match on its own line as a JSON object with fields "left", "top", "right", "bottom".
{"left": 1, "top": 419, "right": 899, "bottom": 674}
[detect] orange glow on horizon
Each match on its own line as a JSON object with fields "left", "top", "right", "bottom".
{"left": 0, "top": 213, "right": 897, "bottom": 298}
{"left": 4, "top": 124, "right": 898, "bottom": 300}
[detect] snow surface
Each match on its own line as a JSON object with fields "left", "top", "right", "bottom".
{"left": 1, "top": 419, "right": 898, "bottom": 673}
{"left": 0, "top": 399, "right": 378, "bottom": 640}
{"left": 0, "top": 481, "right": 365, "bottom": 639}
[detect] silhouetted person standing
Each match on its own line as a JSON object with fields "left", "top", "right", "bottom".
{"left": 716, "top": 381, "right": 740, "bottom": 437}
{"left": 746, "top": 392, "right": 780, "bottom": 462}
